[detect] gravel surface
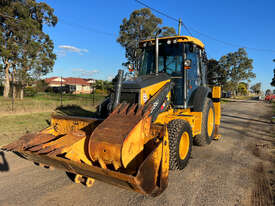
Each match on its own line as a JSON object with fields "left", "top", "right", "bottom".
{"left": 0, "top": 100, "right": 274, "bottom": 206}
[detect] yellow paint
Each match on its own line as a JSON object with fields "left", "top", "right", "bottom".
{"left": 50, "top": 117, "right": 94, "bottom": 135}
{"left": 140, "top": 80, "right": 170, "bottom": 105}
{"left": 162, "top": 126, "right": 169, "bottom": 173}
{"left": 207, "top": 108, "right": 214, "bottom": 137}
{"left": 11, "top": 75, "right": 222, "bottom": 196}
{"left": 154, "top": 109, "right": 202, "bottom": 136}
{"left": 121, "top": 115, "right": 151, "bottom": 168}
{"left": 213, "top": 102, "right": 221, "bottom": 125}
{"left": 85, "top": 177, "right": 95, "bottom": 187}
{"left": 179, "top": 131, "right": 189, "bottom": 160}
{"left": 65, "top": 137, "right": 93, "bottom": 166}
{"left": 74, "top": 174, "right": 82, "bottom": 184}
{"left": 140, "top": 36, "right": 205, "bottom": 49}
{"left": 212, "top": 86, "right": 221, "bottom": 98}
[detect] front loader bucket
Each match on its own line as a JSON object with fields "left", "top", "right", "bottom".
{"left": 1, "top": 106, "right": 169, "bottom": 196}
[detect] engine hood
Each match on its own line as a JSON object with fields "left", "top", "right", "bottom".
{"left": 122, "top": 73, "right": 170, "bottom": 90}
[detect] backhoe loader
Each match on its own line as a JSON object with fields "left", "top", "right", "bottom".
{"left": 1, "top": 35, "right": 221, "bottom": 196}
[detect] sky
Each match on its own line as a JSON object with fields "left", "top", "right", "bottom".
{"left": 42, "top": 0, "right": 275, "bottom": 92}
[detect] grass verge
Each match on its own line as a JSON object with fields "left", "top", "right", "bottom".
{"left": 0, "top": 92, "right": 105, "bottom": 115}
{"left": 0, "top": 112, "right": 51, "bottom": 146}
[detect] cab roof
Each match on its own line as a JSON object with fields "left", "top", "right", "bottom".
{"left": 139, "top": 36, "right": 204, "bottom": 49}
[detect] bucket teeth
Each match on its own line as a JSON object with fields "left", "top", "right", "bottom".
{"left": 35, "top": 146, "right": 56, "bottom": 154}
{"left": 47, "top": 146, "right": 67, "bottom": 157}
{"left": 111, "top": 103, "right": 125, "bottom": 115}
{"left": 1, "top": 133, "right": 37, "bottom": 151}
{"left": 127, "top": 104, "right": 137, "bottom": 115}
{"left": 118, "top": 103, "right": 129, "bottom": 115}
{"left": 136, "top": 105, "right": 144, "bottom": 117}
{"left": 23, "top": 133, "right": 57, "bottom": 149}
{"left": 27, "top": 144, "right": 45, "bottom": 152}
{"left": 1, "top": 143, "right": 17, "bottom": 151}
{"left": 110, "top": 103, "right": 150, "bottom": 118}
{"left": 1, "top": 133, "right": 57, "bottom": 152}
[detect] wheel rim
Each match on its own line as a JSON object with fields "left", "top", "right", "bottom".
{"left": 179, "top": 132, "right": 190, "bottom": 160}
{"left": 207, "top": 108, "right": 214, "bottom": 137}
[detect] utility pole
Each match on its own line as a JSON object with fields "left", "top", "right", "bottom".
{"left": 178, "top": 18, "right": 182, "bottom": 35}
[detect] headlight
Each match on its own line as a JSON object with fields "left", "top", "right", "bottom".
{"left": 184, "top": 59, "right": 192, "bottom": 67}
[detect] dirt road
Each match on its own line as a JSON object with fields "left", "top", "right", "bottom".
{"left": 0, "top": 100, "right": 274, "bottom": 206}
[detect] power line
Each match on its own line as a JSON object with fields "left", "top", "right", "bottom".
{"left": 134, "top": 0, "right": 193, "bottom": 36}
{"left": 189, "top": 26, "right": 275, "bottom": 53}
{"left": 135, "top": 0, "right": 177, "bottom": 21}
{"left": 0, "top": 13, "right": 116, "bottom": 37}
{"left": 134, "top": 0, "right": 275, "bottom": 53}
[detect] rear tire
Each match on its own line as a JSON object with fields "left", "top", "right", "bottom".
{"left": 168, "top": 119, "right": 192, "bottom": 170}
{"left": 193, "top": 98, "right": 215, "bottom": 146}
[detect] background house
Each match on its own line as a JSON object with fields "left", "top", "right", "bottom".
{"left": 45, "top": 77, "right": 95, "bottom": 94}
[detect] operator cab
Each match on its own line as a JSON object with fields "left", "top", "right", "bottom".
{"left": 139, "top": 36, "right": 208, "bottom": 108}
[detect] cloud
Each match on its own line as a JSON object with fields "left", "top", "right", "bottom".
{"left": 58, "top": 45, "right": 88, "bottom": 56}
{"left": 72, "top": 68, "right": 99, "bottom": 77}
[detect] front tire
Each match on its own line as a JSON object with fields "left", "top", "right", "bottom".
{"left": 168, "top": 119, "right": 193, "bottom": 170}
{"left": 193, "top": 98, "right": 215, "bottom": 146}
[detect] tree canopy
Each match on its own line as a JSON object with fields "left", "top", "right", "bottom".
{"left": 117, "top": 8, "right": 176, "bottom": 70}
{"left": 265, "top": 89, "right": 271, "bottom": 95}
{"left": 238, "top": 82, "right": 248, "bottom": 96}
{"left": 207, "top": 59, "right": 227, "bottom": 86}
{"left": 219, "top": 48, "right": 255, "bottom": 95}
{"left": 250, "top": 82, "right": 261, "bottom": 94}
{"left": 0, "top": 0, "right": 57, "bottom": 98}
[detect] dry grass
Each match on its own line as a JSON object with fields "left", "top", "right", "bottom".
{"left": 0, "top": 93, "right": 106, "bottom": 146}
{"left": 0, "top": 93, "right": 105, "bottom": 115}
{"left": 0, "top": 112, "right": 51, "bottom": 146}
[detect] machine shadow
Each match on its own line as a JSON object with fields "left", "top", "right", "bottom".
{"left": 54, "top": 105, "right": 98, "bottom": 118}
{"left": 222, "top": 114, "right": 271, "bottom": 125}
{"left": 0, "top": 151, "right": 9, "bottom": 172}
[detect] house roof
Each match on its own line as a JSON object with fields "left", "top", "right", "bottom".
{"left": 65, "top": 77, "right": 90, "bottom": 86}
{"left": 45, "top": 77, "right": 58, "bottom": 84}
{"left": 45, "top": 77, "right": 90, "bottom": 86}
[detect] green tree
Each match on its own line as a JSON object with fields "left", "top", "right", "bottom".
{"left": 117, "top": 8, "right": 176, "bottom": 70}
{"left": 207, "top": 59, "right": 227, "bottom": 87}
{"left": 250, "top": 82, "right": 261, "bottom": 94}
{"left": 265, "top": 89, "right": 271, "bottom": 96}
{"left": 0, "top": 0, "right": 57, "bottom": 98}
{"left": 223, "top": 81, "right": 235, "bottom": 93}
{"left": 219, "top": 48, "right": 255, "bottom": 96}
{"left": 35, "top": 79, "right": 48, "bottom": 92}
{"left": 95, "top": 80, "right": 104, "bottom": 90}
{"left": 238, "top": 82, "right": 248, "bottom": 96}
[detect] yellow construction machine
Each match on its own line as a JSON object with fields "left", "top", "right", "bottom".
{"left": 2, "top": 35, "right": 221, "bottom": 196}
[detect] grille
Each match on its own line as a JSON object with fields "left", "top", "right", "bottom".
{"left": 120, "top": 92, "right": 139, "bottom": 104}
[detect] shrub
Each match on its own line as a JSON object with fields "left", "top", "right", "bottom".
{"left": 24, "top": 87, "right": 37, "bottom": 97}
{"left": 35, "top": 80, "right": 49, "bottom": 92}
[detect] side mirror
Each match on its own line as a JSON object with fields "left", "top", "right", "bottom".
{"left": 208, "top": 72, "right": 220, "bottom": 85}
